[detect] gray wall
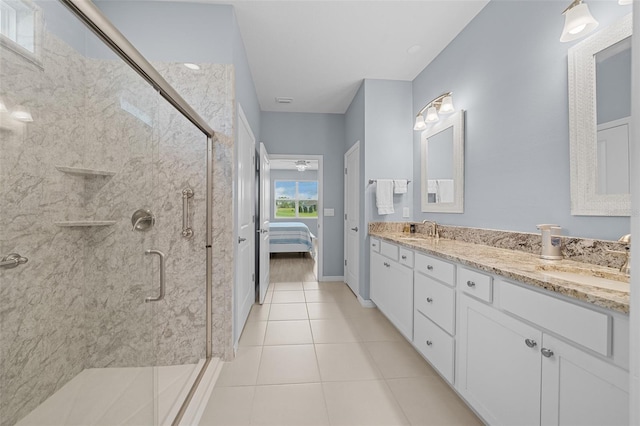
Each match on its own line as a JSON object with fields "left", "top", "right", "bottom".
{"left": 270, "top": 168, "right": 319, "bottom": 233}
{"left": 344, "top": 79, "right": 413, "bottom": 299}
{"left": 412, "top": 0, "right": 631, "bottom": 241}
{"left": 261, "top": 112, "right": 346, "bottom": 278}
{"left": 95, "top": 1, "right": 261, "bottom": 135}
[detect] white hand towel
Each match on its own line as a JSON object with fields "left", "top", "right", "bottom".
{"left": 376, "top": 179, "right": 394, "bottom": 215}
{"left": 393, "top": 179, "right": 408, "bottom": 194}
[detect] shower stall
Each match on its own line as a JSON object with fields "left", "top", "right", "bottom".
{"left": 0, "top": 1, "right": 218, "bottom": 424}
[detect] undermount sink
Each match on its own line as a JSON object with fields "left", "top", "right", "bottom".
{"left": 536, "top": 264, "right": 629, "bottom": 292}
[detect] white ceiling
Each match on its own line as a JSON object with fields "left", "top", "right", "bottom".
{"left": 211, "top": 0, "right": 489, "bottom": 114}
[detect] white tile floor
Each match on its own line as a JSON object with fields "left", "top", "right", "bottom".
{"left": 199, "top": 257, "right": 482, "bottom": 426}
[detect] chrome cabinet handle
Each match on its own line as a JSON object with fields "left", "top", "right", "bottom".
{"left": 182, "top": 188, "right": 194, "bottom": 238}
{"left": 351, "top": 227, "right": 358, "bottom": 232}
{"left": 426, "top": 340, "right": 433, "bottom": 346}
{"left": 0, "top": 253, "right": 28, "bottom": 269}
{"left": 145, "top": 249, "right": 166, "bottom": 303}
{"left": 525, "top": 339, "right": 537, "bottom": 348}
{"left": 467, "top": 280, "right": 476, "bottom": 288}
{"left": 427, "top": 265, "right": 434, "bottom": 270}
{"left": 401, "top": 255, "right": 407, "bottom": 260}
{"left": 383, "top": 262, "right": 390, "bottom": 268}
{"left": 426, "top": 297, "right": 433, "bottom": 303}
{"left": 372, "top": 243, "right": 377, "bottom": 247}
{"left": 541, "top": 348, "right": 554, "bottom": 358}
{"left": 238, "top": 237, "right": 247, "bottom": 243}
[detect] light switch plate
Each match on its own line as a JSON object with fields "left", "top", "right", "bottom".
{"left": 403, "top": 207, "right": 410, "bottom": 218}
{"left": 324, "top": 208, "right": 335, "bottom": 217}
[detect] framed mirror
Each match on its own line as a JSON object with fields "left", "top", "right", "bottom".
{"left": 568, "top": 14, "right": 632, "bottom": 216}
{"left": 420, "top": 110, "right": 465, "bottom": 213}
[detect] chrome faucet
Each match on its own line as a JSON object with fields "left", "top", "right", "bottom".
{"left": 618, "top": 234, "right": 631, "bottom": 275}
{"left": 422, "top": 220, "right": 439, "bottom": 239}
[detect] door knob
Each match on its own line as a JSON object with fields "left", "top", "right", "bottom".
{"left": 238, "top": 237, "right": 247, "bottom": 243}
{"left": 351, "top": 227, "right": 358, "bottom": 232}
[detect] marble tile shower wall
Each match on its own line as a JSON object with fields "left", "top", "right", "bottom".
{"left": 0, "top": 32, "right": 235, "bottom": 425}
{"left": 0, "top": 34, "right": 89, "bottom": 426}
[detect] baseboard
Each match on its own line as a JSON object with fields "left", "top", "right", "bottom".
{"left": 320, "top": 275, "right": 344, "bottom": 282}
{"left": 357, "top": 295, "right": 376, "bottom": 308}
{"left": 177, "top": 357, "right": 223, "bottom": 426}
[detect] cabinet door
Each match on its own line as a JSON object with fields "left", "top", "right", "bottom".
{"left": 457, "top": 295, "right": 542, "bottom": 426}
{"left": 541, "top": 334, "right": 629, "bottom": 426}
{"left": 370, "top": 251, "right": 387, "bottom": 304}
{"left": 369, "top": 251, "right": 413, "bottom": 340}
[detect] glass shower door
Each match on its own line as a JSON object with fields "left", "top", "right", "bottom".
{"left": 0, "top": 1, "right": 160, "bottom": 424}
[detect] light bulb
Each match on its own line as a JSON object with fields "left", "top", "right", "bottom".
{"left": 425, "top": 106, "right": 439, "bottom": 123}
{"left": 413, "top": 115, "right": 427, "bottom": 131}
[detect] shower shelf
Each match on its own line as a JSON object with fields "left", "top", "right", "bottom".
{"left": 54, "top": 221, "right": 117, "bottom": 227}
{"left": 56, "top": 166, "right": 116, "bottom": 177}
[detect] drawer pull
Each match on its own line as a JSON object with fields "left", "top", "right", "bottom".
{"left": 541, "top": 348, "right": 554, "bottom": 358}
{"left": 383, "top": 262, "right": 390, "bottom": 268}
{"left": 426, "top": 340, "right": 433, "bottom": 346}
{"left": 466, "top": 280, "right": 476, "bottom": 288}
{"left": 427, "top": 265, "right": 434, "bottom": 271}
{"left": 426, "top": 297, "right": 433, "bottom": 303}
{"left": 401, "top": 255, "right": 407, "bottom": 260}
{"left": 525, "top": 339, "right": 537, "bottom": 348}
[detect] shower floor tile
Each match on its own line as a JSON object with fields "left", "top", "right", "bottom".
{"left": 16, "top": 363, "right": 199, "bottom": 426}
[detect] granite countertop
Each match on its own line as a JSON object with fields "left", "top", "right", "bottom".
{"left": 370, "top": 231, "right": 630, "bottom": 314}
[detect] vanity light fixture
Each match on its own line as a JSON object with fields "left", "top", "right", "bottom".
{"left": 295, "top": 160, "right": 308, "bottom": 172}
{"left": 560, "top": 0, "right": 599, "bottom": 42}
{"left": 413, "top": 92, "right": 455, "bottom": 130}
{"left": 10, "top": 105, "right": 33, "bottom": 122}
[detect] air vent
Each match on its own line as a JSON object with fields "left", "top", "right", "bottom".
{"left": 275, "top": 97, "right": 293, "bottom": 104}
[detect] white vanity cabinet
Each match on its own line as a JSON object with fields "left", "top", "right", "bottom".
{"left": 457, "top": 279, "right": 629, "bottom": 426}
{"left": 370, "top": 241, "right": 413, "bottom": 340}
{"left": 458, "top": 294, "right": 543, "bottom": 425}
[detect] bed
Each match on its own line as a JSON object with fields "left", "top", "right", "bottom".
{"left": 269, "top": 222, "right": 316, "bottom": 254}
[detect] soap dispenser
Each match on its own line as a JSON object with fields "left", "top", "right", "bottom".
{"left": 537, "top": 224, "right": 563, "bottom": 260}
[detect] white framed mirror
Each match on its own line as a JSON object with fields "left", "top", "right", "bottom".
{"left": 568, "top": 14, "right": 632, "bottom": 216}
{"left": 420, "top": 110, "right": 465, "bottom": 213}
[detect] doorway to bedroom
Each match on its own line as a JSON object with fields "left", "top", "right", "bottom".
{"left": 268, "top": 155, "right": 323, "bottom": 283}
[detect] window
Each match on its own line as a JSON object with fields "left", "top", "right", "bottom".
{"left": 0, "top": 0, "right": 41, "bottom": 65}
{"left": 275, "top": 180, "right": 318, "bottom": 218}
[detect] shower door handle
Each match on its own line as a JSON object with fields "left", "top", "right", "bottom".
{"left": 182, "top": 188, "right": 194, "bottom": 238}
{"left": 145, "top": 249, "right": 166, "bottom": 303}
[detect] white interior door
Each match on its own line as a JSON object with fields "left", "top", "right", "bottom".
{"left": 344, "top": 142, "right": 360, "bottom": 296}
{"left": 258, "top": 143, "right": 271, "bottom": 304}
{"left": 235, "top": 105, "right": 256, "bottom": 344}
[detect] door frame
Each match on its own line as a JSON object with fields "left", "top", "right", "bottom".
{"left": 257, "top": 143, "right": 270, "bottom": 304}
{"left": 344, "top": 141, "right": 361, "bottom": 297}
{"left": 268, "top": 153, "right": 324, "bottom": 281}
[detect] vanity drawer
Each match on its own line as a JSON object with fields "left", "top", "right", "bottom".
{"left": 370, "top": 238, "right": 380, "bottom": 253}
{"left": 380, "top": 241, "right": 399, "bottom": 261}
{"left": 399, "top": 247, "right": 414, "bottom": 268}
{"left": 415, "top": 253, "right": 454, "bottom": 285}
{"left": 500, "top": 281, "right": 611, "bottom": 356}
{"left": 458, "top": 267, "right": 493, "bottom": 303}
{"left": 414, "top": 272, "right": 455, "bottom": 335}
{"left": 414, "top": 311, "right": 455, "bottom": 384}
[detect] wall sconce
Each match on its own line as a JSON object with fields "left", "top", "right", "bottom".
{"left": 560, "top": 0, "right": 599, "bottom": 42}
{"left": 295, "top": 160, "right": 308, "bottom": 172}
{"left": 413, "top": 92, "right": 455, "bottom": 131}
